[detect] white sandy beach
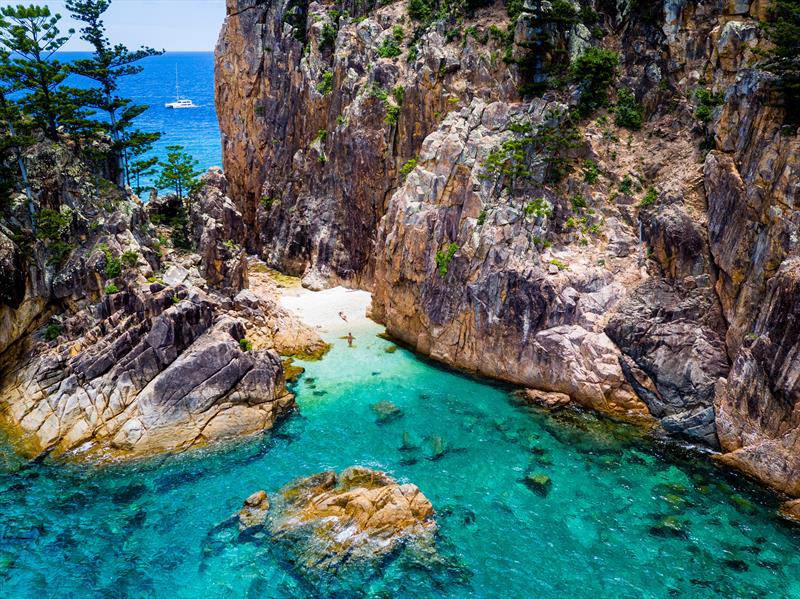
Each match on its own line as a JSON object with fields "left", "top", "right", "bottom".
{"left": 280, "top": 286, "right": 376, "bottom": 339}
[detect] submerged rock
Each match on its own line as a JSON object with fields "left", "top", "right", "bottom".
{"left": 371, "top": 401, "right": 404, "bottom": 424}
{"left": 523, "top": 473, "right": 552, "bottom": 497}
{"left": 238, "top": 490, "right": 270, "bottom": 531}
{"left": 778, "top": 499, "right": 800, "bottom": 525}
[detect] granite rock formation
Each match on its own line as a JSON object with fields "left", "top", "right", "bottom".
{"left": 264, "top": 467, "right": 436, "bottom": 577}
{"left": 214, "top": 0, "right": 800, "bottom": 497}
{"left": 0, "top": 147, "right": 324, "bottom": 460}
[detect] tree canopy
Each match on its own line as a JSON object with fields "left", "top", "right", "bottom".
{"left": 762, "top": 0, "right": 800, "bottom": 123}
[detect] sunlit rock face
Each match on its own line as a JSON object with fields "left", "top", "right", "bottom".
{"left": 215, "top": 0, "right": 518, "bottom": 287}
{"left": 214, "top": 0, "right": 800, "bottom": 496}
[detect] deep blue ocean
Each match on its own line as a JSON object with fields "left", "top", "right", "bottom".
{"left": 60, "top": 51, "right": 222, "bottom": 180}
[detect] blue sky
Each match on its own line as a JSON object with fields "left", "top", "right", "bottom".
{"left": 0, "top": 0, "right": 226, "bottom": 51}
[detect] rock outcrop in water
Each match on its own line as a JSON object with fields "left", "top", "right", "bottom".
{"left": 214, "top": 0, "right": 800, "bottom": 497}
{"left": 231, "top": 467, "right": 437, "bottom": 583}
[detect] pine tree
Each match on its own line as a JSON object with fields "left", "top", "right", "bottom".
{"left": 155, "top": 145, "right": 200, "bottom": 249}
{"left": 65, "top": 0, "right": 163, "bottom": 186}
{"left": 0, "top": 49, "right": 35, "bottom": 226}
{"left": 156, "top": 145, "right": 200, "bottom": 201}
{"left": 763, "top": 0, "right": 800, "bottom": 123}
{"left": 0, "top": 5, "right": 74, "bottom": 139}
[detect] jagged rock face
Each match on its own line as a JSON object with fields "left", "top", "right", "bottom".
{"left": 191, "top": 167, "right": 249, "bottom": 294}
{"left": 714, "top": 260, "right": 800, "bottom": 496}
{"left": 372, "top": 99, "right": 647, "bottom": 416}
{"left": 0, "top": 282, "right": 294, "bottom": 459}
{"left": 216, "top": 0, "right": 518, "bottom": 287}
{"left": 706, "top": 71, "right": 800, "bottom": 358}
{"left": 214, "top": 0, "right": 800, "bottom": 497}
{"left": 606, "top": 279, "right": 729, "bottom": 446}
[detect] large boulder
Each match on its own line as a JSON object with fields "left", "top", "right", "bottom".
{"left": 606, "top": 279, "right": 729, "bottom": 446}
{"left": 0, "top": 282, "right": 294, "bottom": 460}
{"left": 267, "top": 467, "right": 436, "bottom": 570}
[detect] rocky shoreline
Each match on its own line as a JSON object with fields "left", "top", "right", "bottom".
{"left": 213, "top": 0, "right": 800, "bottom": 502}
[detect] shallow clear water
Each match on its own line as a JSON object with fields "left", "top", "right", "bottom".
{"left": 2, "top": 317, "right": 800, "bottom": 598}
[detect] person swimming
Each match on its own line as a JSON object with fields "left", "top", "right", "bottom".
{"left": 339, "top": 311, "right": 348, "bottom": 322}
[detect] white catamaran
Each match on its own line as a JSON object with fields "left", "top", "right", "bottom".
{"left": 165, "top": 65, "right": 198, "bottom": 109}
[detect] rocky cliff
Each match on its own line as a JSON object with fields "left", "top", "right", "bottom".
{"left": 0, "top": 144, "right": 325, "bottom": 460}
{"left": 215, "top": 0, "right": 800, "bottom": 498}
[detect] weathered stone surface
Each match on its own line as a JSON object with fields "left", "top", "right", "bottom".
{"left": 267, "top": 467, "right": 436, "bottom": 574}
{"left": 607, "top": 279, "right": 729, "bottom": 446}
{"left": 191, "top": 168, "right": 249, "bottom": 294}
{"left": 216, "top": 0, "right": 519, "bottom": 286}
{"left": 372, "top": 100, "right": 647, "bottom": 417}
{"left": 706, "top": 71, "right": 800, "bottom": 358}
{"left": 715, "top": 260, "right": 800, "bottom": 496}
{"left": 0, "top": 282, "right": 294, "bottom": 460}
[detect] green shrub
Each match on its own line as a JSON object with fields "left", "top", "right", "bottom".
{"left": 639, "top": 186, "right": 658, "bottom": 208}
{"left": 399, "top": 158, "right": 417, "bottom": 178}
{"left": 47, "top": 240, "right": 74, "bottom": 266}
{"left": 583, "top": 159, "right": 600, "bottom": 184}
{"left": 392, "top": 85, "right": 405, "bottom": 105}
{"left": 571, "top": 195, "right": 588, "bottom": 211}
{"left": 549, "top": 258, "right": 568, "bottom": 271}
{"left": 105, "top": 256, "right": 122, "bottom": 279}
{"left": 261, "top": 195, "right": 276, "bottom": 209}
{"left": 121, "top": 250, "right": 139, "bottom": 267}
{"left": 549, "top": 0, "right": 578, "bottom": 24}
{"left": 477, "top": 209, "right": 487, "bottom": 225}
{"left": 378, "top": 27, "right": 404, "bottom": 58}
{"left": 571, "top": 48, "right": 619, "bottom": 114}
{"left": 408, "top": 0, "right": 433, "bottom": 22}
{"left": 316, "top": 70, "right": 334, "bottom": 95}
{"left": 435, "top": 242, "right": 459, "bottom": 276}
{"left": 614, "top": 88, "right": 643, "bottom": 130}
{"left": 104, "top": 283, "right": 120, "bottom": 295}
{"left": 319, "top": 23, "right": 337, "bottom": 52}
{"left": 239, "top": 338, "right": 254, "bottom": 352}
{"left": 37, "top": 207, "right": 72, "bottom": 241}
{"left": 618, "top": 175, "right": 633, "bottom": 195}
{"left": 695, "top": 88, "right": 724, "bottom": 123}
{"left": 524, "top": 197, "right": 553, "bottom": 219}
{"left": 44, "top": 322, "right": 61, "bottom": 342}
{"left": 314, "top": 128, "right": 327, "bottom": 143}
{"left": 385, "top": 104, "right": 400, "bottom": 125}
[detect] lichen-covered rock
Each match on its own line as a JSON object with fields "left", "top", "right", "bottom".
{"left": 266, "top": 467, "right": 436, "bottom": 576}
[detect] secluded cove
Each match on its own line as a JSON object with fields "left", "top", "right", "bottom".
{"left": 1, "top": 290, "right": 799, "bottom": 597}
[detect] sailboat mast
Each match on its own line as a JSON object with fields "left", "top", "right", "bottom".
{"left": 175, "top": 64, "right": 180, "bottom": 101}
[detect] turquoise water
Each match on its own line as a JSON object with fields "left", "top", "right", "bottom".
{"left": 2, "top": 318, "right": 800, "bottom": 597}
{"left": 60, "top": 52, "right": 222, "bottom": 177}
